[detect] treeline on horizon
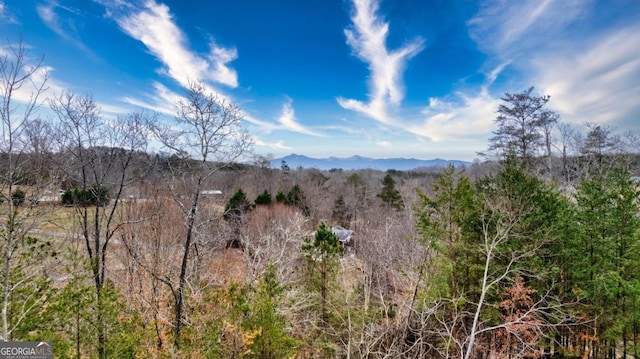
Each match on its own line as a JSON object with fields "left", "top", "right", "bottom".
{"left": 3, "top": 40, "right": 640, "bottom": 358}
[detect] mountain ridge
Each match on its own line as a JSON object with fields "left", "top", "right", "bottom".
{"left": 270, "top": 154, "right": 470, "bottom": 171}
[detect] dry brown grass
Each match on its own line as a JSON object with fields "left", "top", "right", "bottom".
{"left": 38, "top": 206, "right": 76, "bottom": 232}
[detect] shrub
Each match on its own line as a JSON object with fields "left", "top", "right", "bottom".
{"left": 11, "top": 189, "right": 25, "bottom": 206}
{"left": 275, "top": 191, "right": 287, "bottom": 203}
{"left": 254, "top": 190, "right": 272, "bottom": 206}
{"left": 60, "top": 185, "right": 110, "bottom": 207}
{"left": 224, "top": 188, "right": 252, "bottom": 223}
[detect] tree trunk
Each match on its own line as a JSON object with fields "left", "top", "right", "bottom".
{"left": 464, "top": 244, "right": 493, "bottom": 359}
{"left": 174, "top": 189, "right": 200, "bottom": 348}
{"left": 2, "top": 183, "right": 16, "bottom": 341}
{"left": 321, "top": 260, "right": 327, "bottom": 324}
{"left": 2, "top": 236, "right": 10, "bottom": 341}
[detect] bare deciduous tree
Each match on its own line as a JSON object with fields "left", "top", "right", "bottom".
{"left": 151, "top": 80, "right": 252, "bottom": 347}
{"left": 0, "top": 39, "right": 53, "bottom": 342}
{"left": 50, "top": 91, "right": 152, "bottom": 357}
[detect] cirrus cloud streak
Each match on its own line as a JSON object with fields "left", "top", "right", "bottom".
{"left": 111, "top": 0, "right": 238, "bottom": 89}
{"left": 337, "top": 0, "right": 424, "bottom": 124}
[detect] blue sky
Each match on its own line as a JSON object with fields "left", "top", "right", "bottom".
{"left": 1, "top": 0, "right": 639, "bottom": 161}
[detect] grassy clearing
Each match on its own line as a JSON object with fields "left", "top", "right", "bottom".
{"left": 38, "top": 206, "right": 77, "bottom": 233}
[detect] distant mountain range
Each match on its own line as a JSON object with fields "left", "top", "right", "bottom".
{"left": 269, "top": 154, "right": 471, "bottom": 171}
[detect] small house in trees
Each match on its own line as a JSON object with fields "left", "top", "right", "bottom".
{"left": 332, "top": 226, "right": 353, "bottom": 245}
{"left": 308, "top": 225, "right": 355, "bottom": 253}
{"left": 332, "top": 225, "right": 355, "bottom": 255}
{"left": 201, "top": 189, "right": 224, "bottom": 203}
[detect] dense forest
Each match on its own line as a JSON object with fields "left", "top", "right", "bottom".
{"left": 3, "top": 42, "right": 640, "bottom": 358}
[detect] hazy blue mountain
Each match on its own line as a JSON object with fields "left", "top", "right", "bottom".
{"left": 269, "top": 154, "right": 470, "bottom": 171}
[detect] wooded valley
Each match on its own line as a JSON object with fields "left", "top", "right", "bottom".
{"left": 3, "top": 41, "right": 640, "bottom": 358}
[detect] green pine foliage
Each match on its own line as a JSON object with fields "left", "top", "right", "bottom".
{"left": 478, "top": 159, "right": 571, "bottom": 274}
{"left": 484, "top": 87, "right": 558, "bottom": 171}
{"left": 302, "top": 222, "right": 344, "bottom": 261}
{"left": 243, "top": 265, "right": 300, "bottom": 358}
{"left": 224, "top": 188, "right": 253, "bottom": 222}
{"left": 378, "top": 173, "right": 404, "bottom": 211}
{"left": 331, "top": 194, "right": 351, "bottom": 228}
{"left": 415, "top": 164, "right": 478, "bottom": 299}
{"left": 572, "top": 167, "right": 640, "bottom": 354}
{"left": 413, "top": 160, "right": 578, "bottom": 357}
{"left": 254, "top": 189, "right": 272, "bottom": 206}
{"left": 60, "top": 185, "right": 110, "bottom": 207}
{"left": 10, "top": 189, "right": 25, "bottom": 206}
{"left": 286, "top": 184, "right": 311, "bottom": 216}
{"left": 185, "top": 271, "right": 299, "bottom": 359}
{"left": 0, "top": 233, "right": 55, "bottom": 341}
{"left": 302, "top": 223, "right": 344, "bottom": 326}
{"left": 31, "top": 256, "right": 143, "bottom": 358}
{"left": 275, "top": 190, "right": 287, "bottom": 203}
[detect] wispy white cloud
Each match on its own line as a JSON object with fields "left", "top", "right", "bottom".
{"left": 112, "top": 0, "right": 238, "bottom": 88}
{"left": 120, "top": 81, "right": 280, "bottom": 134}
{"left": 0, "top": 1, "right": 18, "bottom": 24}
{"left": 316, "top": 123, "right": 367, "bottom": 136}
{"left": 36, "top": 4, "right": 57, "bottom": 29}
{"left": 332, "top": 0, "right": 597, "bottom": 159}
{"left": 120, "top": 81, "right": 181, "bottom": 115}
{"left": 278, "top": 100, "right": 323, "bottom": 137}
{"left": 97, "top": 0, "right": 265, "bottom": 132}
{"left": 0, "top": 43, "right": 66, "bottom": 105}
{"left": 337, "top": 0, "right": 424, "bottom": 124}
{"left": 241, "top": 113, "right": 277, "bottom": 131}
{"left": 98, "top": 102, "right": 133, "bottom": 118}
{"left": 405, "top": 60, "right": 505, "bottom": 149}
{"left": 253, "top": 138, "right": 292, "bottom": 151}
{"left": 412, "top": 87, "right": 499, "bottom": 143}
{"left": 467, "top": 0, "right": 588, "bottom": 61}
{"left": 36, "top": 2, "right": 91, "bottom": 53}
{"left": 9, "top": 63, "right": 129, "bottom": 123}
{"left": 467, "top": 0, "right": 640, "bottom": 131}
{"left": 208, "top": 41, "right": 238, "bottom": 87}
{"left": 0, "top": 48, "right": 73, "bottom": 118}
{"left": 8, "top": 65, "right": 52, "bottom": 105}
{"left": 533, "top": 24, "right": 640, "bottom": 126}
{"left": 376, "top": 140, "right": 391, "bottom": 148}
